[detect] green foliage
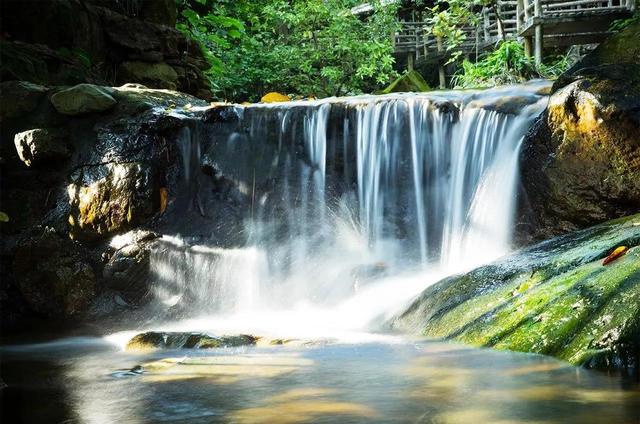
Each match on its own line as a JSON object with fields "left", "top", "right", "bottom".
{"left": 176, "top": 0, "right": 398, "bottom": 101}
{"left": 609, "top": 11, "right": 640, "bottom": 32}
{"left": 451, "top": 40, "right": 569, "bottom": 88}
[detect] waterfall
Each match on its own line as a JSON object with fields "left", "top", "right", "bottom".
{"left": 146, "top": 82, "right": 549, "bottom": 331}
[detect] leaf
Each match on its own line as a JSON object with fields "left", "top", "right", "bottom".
{"left": 159, "top": 188, "right": 169, "bottom": 214}
{"left": 602, "top": 246, "right": 629, "bottom": 265}
{"left": 0, "top": 211, "right": 9, "bottom": 222}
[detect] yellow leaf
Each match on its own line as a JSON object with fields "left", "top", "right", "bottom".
{"left": 0, "top": 211, "right": 8, "bottom": 222}
{"left": 260, "top": 92, "right": 290, "bottom": 103}
{"left": 159, "top": 187, "right": 168, "bottom": 214}
{"left": 603, "top": 246, "right": 628, "bottom": 265}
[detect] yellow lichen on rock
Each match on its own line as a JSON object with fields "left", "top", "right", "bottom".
{"left": 261, "top": 92, "right": 290, "bottom": 103}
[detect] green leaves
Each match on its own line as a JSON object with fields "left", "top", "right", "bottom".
{"left": 176, "top": 0, "right": 398, "bottom": 101}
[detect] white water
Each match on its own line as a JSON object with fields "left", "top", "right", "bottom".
{"left": 109, "top": 82, "right": 550, "bottom": 344}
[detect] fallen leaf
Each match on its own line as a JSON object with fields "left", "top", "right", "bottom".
{"left": 0, "top": 211, "right": 8, "bottom": 222}
{"left": 603, "top": 246, "right": 628, "bottom": 265}
{"left": 159, "top": 187, "right": 168, "bottom": 214}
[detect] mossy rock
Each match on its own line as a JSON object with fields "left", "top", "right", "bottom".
{"left": 126, "top": 332, "right": 258, "bottom": 352}
{"left": 50, "top": 83, "right": 117, "bottom": 116}
{"left": 379, "top": 70, "right": 431, "bottom": 94}
{"left": 391, "top": 214, "right": 640, "bottom": 375}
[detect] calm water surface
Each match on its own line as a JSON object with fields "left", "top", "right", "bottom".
{"left": 1, "top": 336, "right": 639, "bottom": 423}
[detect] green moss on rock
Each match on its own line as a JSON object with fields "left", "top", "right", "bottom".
{"left": 379, "top": 70, "right": 431, "bottom": 94}
{"left": 392, "top": 214, "right": 640, "bottom": 374}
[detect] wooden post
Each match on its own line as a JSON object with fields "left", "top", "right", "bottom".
{"left": 483, "top": 8, "right": 490, "bottom": 42}
{"left": 407, "top": 52, "right": 414, "bottom": 72}
{"left": 524, "top": 37, "right": 533, "bottom": 57}
{"left": 534, "top": 0, "right": 542, "bottom": 66}
{"left": 516, "top": 0, "right": 523, "bottom": 33}
{"left": 437, "top": 36, "right": 445, "bottom": 89}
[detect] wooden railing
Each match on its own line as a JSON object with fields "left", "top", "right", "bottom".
{"left": 393, "top": 0, "right": 635, "bottom": 62}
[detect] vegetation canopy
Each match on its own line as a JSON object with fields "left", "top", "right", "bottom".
{"left": 176, "top": 0, "right": 399, "bottom": 101}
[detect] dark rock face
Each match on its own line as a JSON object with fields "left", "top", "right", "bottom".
{"left": 0, "top": 0, "right": 212, "bottom": 99}
{"left": 391, "top": 214, "right": 640, "bottom": 377}
{"left": 13, "top": 229, "right": 97, "bottom": 317}
{"left": 518, "top": 23, "right": 640, "bottom": 242}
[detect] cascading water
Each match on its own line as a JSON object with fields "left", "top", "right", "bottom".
{"left": 138, "top": 81, "right": 550, "bottom": 340}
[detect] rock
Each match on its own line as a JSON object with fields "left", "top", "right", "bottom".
{"left": 379, "top": 70, "right": 431, "bottom": 94}
{"left": 391, "top": 214, "right": 640, "bottom": 376}
{"left": 0, "top": 81, "right": 48, "bottom": 122}
{"left": 50, "top": 84, "right": 117, "bottom": 116}
{"left": 138, "top": 0, "right": 177, "bottom": 27}
{"left": 67, "top": 162, "right": 157, "bottom": 241}
{"left": 261, "top": 92, "right": 290, "bottom": 103}
{"left": 126, "top": 332, "right": 258, "bottom": 352}
{"left": 103, "top": 230, "right": 159, "bottom": 303}
{"left": 467, "top": 93, "right": 545, "bottom": 115}
{"left": 519, "top": 64, "right": 640, "bottom": 240}
{"left": 13, "top": 128, "right": 70, "bottom": 167}
{"left": 117, "top": 61, "right": 178, "bottom": 90}
{"left": 13, "top": 229, "right": 96, "bottom": 317}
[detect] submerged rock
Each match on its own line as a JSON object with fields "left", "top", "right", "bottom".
{"left": 14, "top": 128, "right": 70, "bottom": 167}
{"left": 50, "top": 84, "right": 117, "bottom": 116}
{"left": 391, "top": 214, "right": 640, "bottom": 376}
{"left": 126, "top": 332, "right": 258, "bottom": 352}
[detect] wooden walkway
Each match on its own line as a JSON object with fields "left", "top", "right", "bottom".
{"left": 389, "top": 0, "right": 636, "bottom": 86}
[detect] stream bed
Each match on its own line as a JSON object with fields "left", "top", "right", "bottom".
{"left": 2, "top": 335, "right": 639, "bottom": 423}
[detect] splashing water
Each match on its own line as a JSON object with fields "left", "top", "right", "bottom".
{"left": 112, "top": 82, "right": 550, "bottom": 342}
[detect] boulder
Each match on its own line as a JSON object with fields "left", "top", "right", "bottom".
{"left": 50, "top": 83, "right": 117, "bottom": 115}
{"left": 0, "top": 81, "right": 48, "bottom": 122}
{"left": 379, "top": 70, "right": 431, "bottom": 94}
{"left": 519, "top": 64, "right": 640, "bottom": 240}
{"left": 126, "top": 332, "right": 258, "bottom": 352}
{"left": 13, "top": 229, "right": 96, "bottom": 317}
{"left": 391, "top": 214, "right": 640, "bottom": 376}
{"left": 13, "top": 128, "right": 70, "bottom": 167}
{"left": 117, "top": 61, "right": 179, "bottom": 90}
{"left": 103, "top": 230, "right": 159, "bottom": 303}
{"left": 67, "top": 162, "right": 156, "bottom": 241}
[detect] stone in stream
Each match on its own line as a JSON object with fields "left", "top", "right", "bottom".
{"left": 50, "top": 84, "right": 117, "bottom": 116}
{"left": 126, "top": 332, "right": 259, "bottom": 352}
{"left": 390, "top": 213, "right": 640, "bottom": 376}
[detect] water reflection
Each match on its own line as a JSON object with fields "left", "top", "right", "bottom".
{"left": 2, "top": 339, "right": 639, "bottom": 423}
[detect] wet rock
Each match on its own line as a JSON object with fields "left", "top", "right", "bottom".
{"left": 50, "top": 84, "right": 117, "bottom": 116}
{"left": 391, "top": 214, "right": 640, "bottom": 376}
{"left": 117, "top": 61, "right": 178, "bottom": 91}
{"left": 379, "top": 70, "right": 431, "bottom": 94}
{"left": 126, "top": 332, "right": 258, "bottom": 352}
{"left": 0, "top": 81, "right": 48, "bottom": 122}
{"left": 13, "top": 128, "right": 70, "bottom": 167}
{"left": 519, "top": 65, "right": 640, "bottom": 240}
{"left": 103, "top": 230, "right": 159, "bottom": 303}
{"left": 13, "top": 229, "right": 96, "bottom": 317}
{"left": 68, "top": 162, "right": 156, "bottom": 241}
{"left": 467, "top": 93, "right": 542, "bottom": 115}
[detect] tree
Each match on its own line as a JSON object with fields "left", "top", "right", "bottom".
{"left": 176, "top": 0, "right": 399, "bottom": 101}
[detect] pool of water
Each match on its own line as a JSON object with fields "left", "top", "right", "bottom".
{"left": 1, "top": 335, "right": 639, "bottom": 423}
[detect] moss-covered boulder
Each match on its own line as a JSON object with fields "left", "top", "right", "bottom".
{"left": 50, "top": 83, "right": 117, "bottom": 116}
{"left": 379, "top": 70, "right": 431, "bottom": 94}
{"left": 391, "top": 214, "right": 640, "bottom": 375}
{"left": 67, "top": 162, "right": 156, "bottom": 242}
{"left": 519, "top": 65, "right": 640, "bottom": 240}
{"left": 126, "top": 332, "right": 258, "bottom": 352}
{"left": 117, "top": 61, "right": 179, "bottom": 91}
